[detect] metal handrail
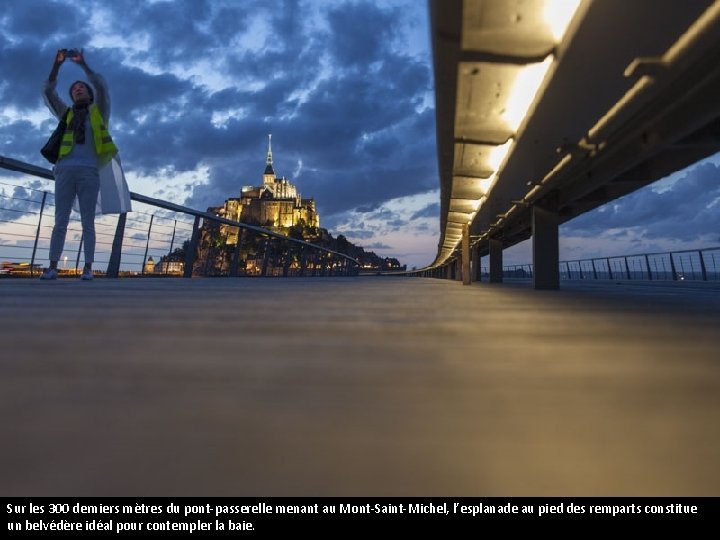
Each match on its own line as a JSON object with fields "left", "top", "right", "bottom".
{"left": 498, "top": 247, "right": 720, "bottom": 282}
{"left": 0, "top": 155, "right": 360, "bottom": 277}
{"left": 401, "top": 246, "right": 720, "bottom": 282}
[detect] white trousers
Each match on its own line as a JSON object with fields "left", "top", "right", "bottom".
{"left": 49, "top": 165, "right": 100, "bottom": 264}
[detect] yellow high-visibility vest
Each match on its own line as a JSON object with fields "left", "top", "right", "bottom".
{"left": 58, "top": 104, "right": 118, "bottom": 165}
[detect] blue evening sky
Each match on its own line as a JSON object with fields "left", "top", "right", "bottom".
{"left": 0, "top": 0, "right": 717, "bottom": 269}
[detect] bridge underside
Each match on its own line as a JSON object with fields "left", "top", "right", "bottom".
{"left": 431, "top": 0, "right": 720, "bottom": 275}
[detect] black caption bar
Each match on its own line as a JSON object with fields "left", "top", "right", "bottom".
{"left": 3, "top": 498, "right": 718, "bottom": 535}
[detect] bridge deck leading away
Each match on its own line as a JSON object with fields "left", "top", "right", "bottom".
{"left": 1, "top": 277, "right": 719, "bottom": 496}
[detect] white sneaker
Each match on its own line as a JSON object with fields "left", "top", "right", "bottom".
{"left": 81, "top": 268, "right": 94, "bottom": 281}
{"left": 40, "top": 268, "right": 58, "bottom": 280}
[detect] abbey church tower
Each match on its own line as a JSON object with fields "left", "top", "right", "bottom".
{"left": 263, "top": 134, "right": 276, "bottom": 187}
{"left": 208, "top": 135, "right": 320, "bottom": 239}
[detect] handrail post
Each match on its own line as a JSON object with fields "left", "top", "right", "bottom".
{"left": 591, "top": 259, "right": 598, "bottom": 280}
{"left": 141, "top": 214, "right": 154, "bottom": 275}
{"left": 165, "top": 219, "right": 177, "bottom": 275}
{"left": 624, "top": 256, "right": 631, "bottom": 280}
{"left": 229, "top": 228, "right": 245, "bottom": 277}
{"left": 75, "top": 232, "right": 83, "bottom": 275}
{"left": 669, "top": 253, "right": 678, "bottom": 281}
{"left": 261, "top": 238, "right": 271, "bottom": 277}
{"left": 606, "top": 257, "right": 613, "bottom": 280}
{"left": 183, "top": 216, "right": 201, "bottom": 278}
{"left": 299, "top": 247, "right": 307, "bottom": 277}
{"left": 678, "top": 254, "right": 687, "bottom": 279}
{"left": 106, "top": 212, "right": 127, "bottom": 278}
{"left": 645, "top": 254, "right": 652, "bottom": 280}
{"left": 698, "top": 249, "right": 708, "bottom": 281}
{"left": 30, "top": 191, "right": 48, "bottom": 277}
{"left": 282, "top": 243, "right": 291, "bottom": 277}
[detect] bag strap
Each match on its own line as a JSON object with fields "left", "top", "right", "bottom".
{"left": 60, "top": 107, "right": 71, "bottom": 127}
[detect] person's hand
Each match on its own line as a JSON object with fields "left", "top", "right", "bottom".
{"left": 55, "top": 49, "right": 66, "bottom": 64}
{"left": 69, "top": 48, "right": 85, "bottom": 65}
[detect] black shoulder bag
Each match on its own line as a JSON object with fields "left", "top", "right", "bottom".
{"left": 40, "top": 109, "right": 70, "bottom": 164}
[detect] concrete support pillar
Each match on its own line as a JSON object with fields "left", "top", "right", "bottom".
{"left": 471, "top": 242, "right": 479, "bottom": 283}
{"left": 532, "top": 196, "right": 560, "bottom": 290}
{"left": 489, "top": 238, "right": 503, "bottom": 283}
{"left": 462, "top": 224, "right": 471, "bottom": 285}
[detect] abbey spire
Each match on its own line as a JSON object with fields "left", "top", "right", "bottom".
{"left": 263, "top": 133, "right": 275, "bottom": 184}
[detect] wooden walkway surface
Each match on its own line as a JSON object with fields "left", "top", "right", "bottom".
{"left": 1, "top": 276, "right": 719, "bottom": 496}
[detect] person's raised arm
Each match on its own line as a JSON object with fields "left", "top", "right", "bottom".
{"left": 48, "top": 49, "right": 65, "bottom": 82}
{"left": 42, "top": 49, "right": 69, "bottom": 120}
{"left": 72, "top": 49, "right": 110, "bottom": 122}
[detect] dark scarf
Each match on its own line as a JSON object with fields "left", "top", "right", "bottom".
{"left": 69, "top": 103, "right": 90, "bottom": 144}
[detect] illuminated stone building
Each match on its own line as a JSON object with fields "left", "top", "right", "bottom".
{"left": 153, "top": 260, "right": 184, "bottom": 275}
{"left": 143, "top": 256, "right": 155, "bottom": 274}
{"left": 187, "top": 135, "right": 405, "bottom": 276}
{"left": 209, "top": 135, "right": 320, "bottom": 243}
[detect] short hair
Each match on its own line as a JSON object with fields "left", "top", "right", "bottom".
{"left": 69, "top": 80, "right": 94, "bottom": 103}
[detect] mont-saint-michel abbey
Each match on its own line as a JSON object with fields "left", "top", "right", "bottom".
{"left": 212, "top": 135, "right": 320, "bottom": 234}
{"left": 182, "top": 136, "right": 404, "bottom": 276}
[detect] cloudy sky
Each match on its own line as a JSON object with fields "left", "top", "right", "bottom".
{"left": 1, "top": 0, "right": 718, "bottom": 269}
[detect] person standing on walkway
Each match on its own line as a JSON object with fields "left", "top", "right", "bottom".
{"left": 40, "top": 49, "right": 119, "bottom": 281}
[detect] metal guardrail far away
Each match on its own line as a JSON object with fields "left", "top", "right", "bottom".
{"left": 500, "top": 248, "right": 720, "bottom": 282}
{"left": 0, "top": 156, "right": 360, "bottom": 278}
{"left": 405, "top": 246, "right": 720, "bottom": 283}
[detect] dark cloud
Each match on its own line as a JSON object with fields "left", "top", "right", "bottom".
{"left": 0, "top": 182, "right": 46, "bottom": 221}
{"left": 355, "top": 202, "right": 382, "bottom": 213}
{"left": 366, "top": 242, "right": 392, "bottom": 249}
{"left": 1, "top": 120, "right": 45, "bottom": 159}
{"left": 4, "top": 0, "right": 79, "bottom": 41}
{"left": 2, "top": 0, "right": 435, "bottom": 224}
{"left": 413, "top": 222, "right": 432, "bottom": 233}
{"left": 411, "top": 202, "right": 439, "bottom": 219}
{"left": 339, "top": 229, "right": 374, "bottom": 240}
{"left": 326, "top": 2, "right": 399, "bottom": 67}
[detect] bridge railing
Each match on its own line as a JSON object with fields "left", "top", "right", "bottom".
{"left": 0, "top": 155, "right": 359, "bottom": 278}
{"left": 498, "top": 248, "right": 720, "bottom": 282}
{"left": 405, "top": 247, "right": 720, "bottom": 282}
